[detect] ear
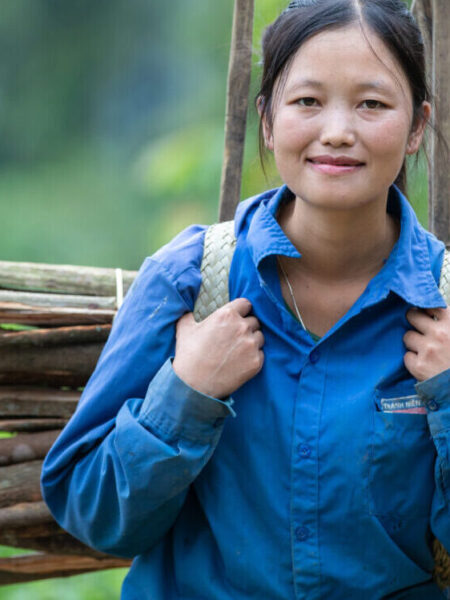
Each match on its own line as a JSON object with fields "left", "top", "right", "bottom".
{"left": 257, "top": 96, "right": 274, "bottom": 151}
{"left": 406, "top": 101, "right": 431, "bottom": 155}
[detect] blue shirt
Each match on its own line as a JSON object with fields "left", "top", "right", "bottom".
{"left": 41, "top": 186, "right": 450, "bottom": 599}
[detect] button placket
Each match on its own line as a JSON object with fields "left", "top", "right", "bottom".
{"left": 298, "top": 443, "right": 312, "bottom": 458}
{"left": 309, "top": 349, "right": 320, "bottom": 364}
{"left": 290, "top": 347, "right": 328, "bottom": 599}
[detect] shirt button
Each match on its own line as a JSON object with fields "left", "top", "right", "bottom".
{"left": 295, "top": 526, "right": 310, "bottom": 542}
{"left": 309, "top": 349, "right": 320, "bottom": 364}
{"left": 298, "top": 443, "right": 311, "bottom": 458}
{"left": 427, "top": 400, "right": 439, "bottom": 411}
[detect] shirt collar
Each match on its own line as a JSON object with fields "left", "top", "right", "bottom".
{"left": 241, "top": 184, "right": 445, "bottom": 309}
{"left": 245, "top": 185, "right": 301, "bottom": 267}
{"left": 374, "top": 186, "right": 445, "bottom": 308}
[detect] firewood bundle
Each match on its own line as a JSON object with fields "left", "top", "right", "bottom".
{"left": 0, "top": 261, "right": 136, "bottom": 584}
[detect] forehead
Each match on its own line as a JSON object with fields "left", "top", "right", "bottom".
{"left": 282, "top": 24, "right": 410, "bottom": 95}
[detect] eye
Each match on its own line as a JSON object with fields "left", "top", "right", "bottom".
{"left": 296, "top": 97, "right": 319, "bottom": 107}
{"left": 360, "top": 99, "right": 387, "bottom": 109}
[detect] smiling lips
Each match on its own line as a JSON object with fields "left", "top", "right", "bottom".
{"left": 307, "top": 155, "right": 365, "bottom": 175}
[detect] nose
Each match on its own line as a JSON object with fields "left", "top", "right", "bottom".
{"left": 319, "top": 108, "right": 356, "bottom": 147}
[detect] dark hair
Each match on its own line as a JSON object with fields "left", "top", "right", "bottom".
{"left": 256, "top": 0, "right": 429, "bottom": 193}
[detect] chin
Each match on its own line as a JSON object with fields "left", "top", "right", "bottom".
{"left": 298, "top": 190, "right": 375, "bottom": 211}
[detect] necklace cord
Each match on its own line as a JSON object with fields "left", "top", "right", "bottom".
{"left": 277, "top": 257, "right": 307, "bottom": 330}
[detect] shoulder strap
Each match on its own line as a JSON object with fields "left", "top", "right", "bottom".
{"left": 193, "top": 221, "right": 237, "bottom": 322}
{"left": 439, "top": 248, "right": 450, "bottom": 304}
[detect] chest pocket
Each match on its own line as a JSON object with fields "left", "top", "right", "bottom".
{"left": 368, "top": 380, "right": 436, "bottom": 519}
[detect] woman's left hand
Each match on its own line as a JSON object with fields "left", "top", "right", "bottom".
{"left": 404, "top": 307, "right": 450, "bottom": 381}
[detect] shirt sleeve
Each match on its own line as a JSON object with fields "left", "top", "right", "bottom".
{"left": 416, "top": 368, "right": 450, "bottom": 551}
{"left": 40, "top": 225, "right": 235, "bottom": 558}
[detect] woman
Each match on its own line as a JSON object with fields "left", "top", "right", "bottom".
{"left": 41, "top": 1, "right": 450, "bottom": 598}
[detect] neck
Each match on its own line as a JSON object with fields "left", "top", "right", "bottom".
{"left": 278, "top": 194, "right": 399, "bottom": 283}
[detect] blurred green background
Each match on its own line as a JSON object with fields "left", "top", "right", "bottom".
{"left": 0, "top": 0, "right": 426, "bottom": 598}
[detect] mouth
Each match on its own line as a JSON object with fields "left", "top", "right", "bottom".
{"left": 307, "top": 155, "right": 365, "bottom": 175}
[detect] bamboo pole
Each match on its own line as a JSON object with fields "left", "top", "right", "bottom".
{"left": 429, "top": 0, "right": 450, "bottom": 244}
{"left": 218, "top": 0, "right": 255, "bottom": 222}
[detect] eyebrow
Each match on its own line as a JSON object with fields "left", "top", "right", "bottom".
{"left": 285, "top": 79, "right": 394, "bottom": 94}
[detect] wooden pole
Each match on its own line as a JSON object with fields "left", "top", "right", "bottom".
{"left": 0, "top": 261, "right": 136, "bottom": 297}
{"left": 0, "top": 554, "right": 131, "bottom": 585}
{"left": 218, "top": 0, "right": 255, "bottom": 222}
{"left": 0, "top": 431, "right": 61, "bottom": 465}
{"left": 429, "top": 0, "right": 450, "bottom": 244}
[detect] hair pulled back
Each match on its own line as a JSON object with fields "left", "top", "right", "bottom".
{"left": 257, "top": 0, "right": 429, "bottom": 193}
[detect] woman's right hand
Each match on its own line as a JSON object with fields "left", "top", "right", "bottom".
{"left": 172, "top": 298, "right": 265, "bottom": 399}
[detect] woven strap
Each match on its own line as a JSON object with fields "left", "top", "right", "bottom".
{"left": 439, "top": 249, "right": 450, "bottom": 303}
{"left": 433, "top": 249, "right": 450, "bottom": 590}
{"left": 193, "top": 221, "right": 237, "bottom": 322}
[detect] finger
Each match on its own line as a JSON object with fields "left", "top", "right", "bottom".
{"left": 406, "top": 308, "right": 436, "bottom": 333}
{"left": 403, "top": 329, "right": 422, "bottom": 353}
{"left": 228, "top": 297, "right": 253, "bottom": 317}
{"left": 176, "top": 311, "right": 196, "bottom": 333}
{"left": 404, "top": 350, "right": 419, "bottom": 378}
{"left": 258, "top": 349, "right": 265, "bottom": 368}
{"left": 424, "top": 307, "right": 446, "bottom": 321}
{"left": 245, "top": 316, "right": 261, "bottom": 332}
{"left": 253, "top": 330, "right": 265, "bottom": 349}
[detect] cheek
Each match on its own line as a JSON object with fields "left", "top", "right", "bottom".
{"left": 272, "top": 113, "right": 314, "bottom": 152}
{"left": 368, "top": 115, "right": 411, "bottom": 158}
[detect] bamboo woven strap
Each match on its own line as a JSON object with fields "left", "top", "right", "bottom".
{"left": 439, "top": 249, "right": 450, "bottom": 301}
{"left": 193, "top": 221, "right": 236, "bottom": 322}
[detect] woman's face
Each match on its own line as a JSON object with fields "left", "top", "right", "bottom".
{"left": 263, "top": 24, "right": 430, "bottom": 212}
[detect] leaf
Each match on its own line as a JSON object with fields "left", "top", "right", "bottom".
{"left": 0, "top": 323, "right": 39, "bottom": 331}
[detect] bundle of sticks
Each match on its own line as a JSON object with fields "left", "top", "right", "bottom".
{"left": 0, "top": 260, "right": 136, "bottom": 584}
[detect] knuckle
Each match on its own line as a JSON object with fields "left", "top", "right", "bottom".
{"left": 435, "top": 328, "right": 448, "bottom": 345}
{"left": 244, "top": 337, "right": 257, "bottom": 352}
{"left": 237, "top": 321, "right": 249, "bottom": 336}
{"left": 257, "top": 351, "right": 265, "bottom": 369}
{"left": 415, "top": 357, "right": 426, "bottom": 376}
{"left": 222, "top": 306, "right": 234, "bottom": 319}
{"left": 251, "top": 354, "right": 262, "bottom": 371}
